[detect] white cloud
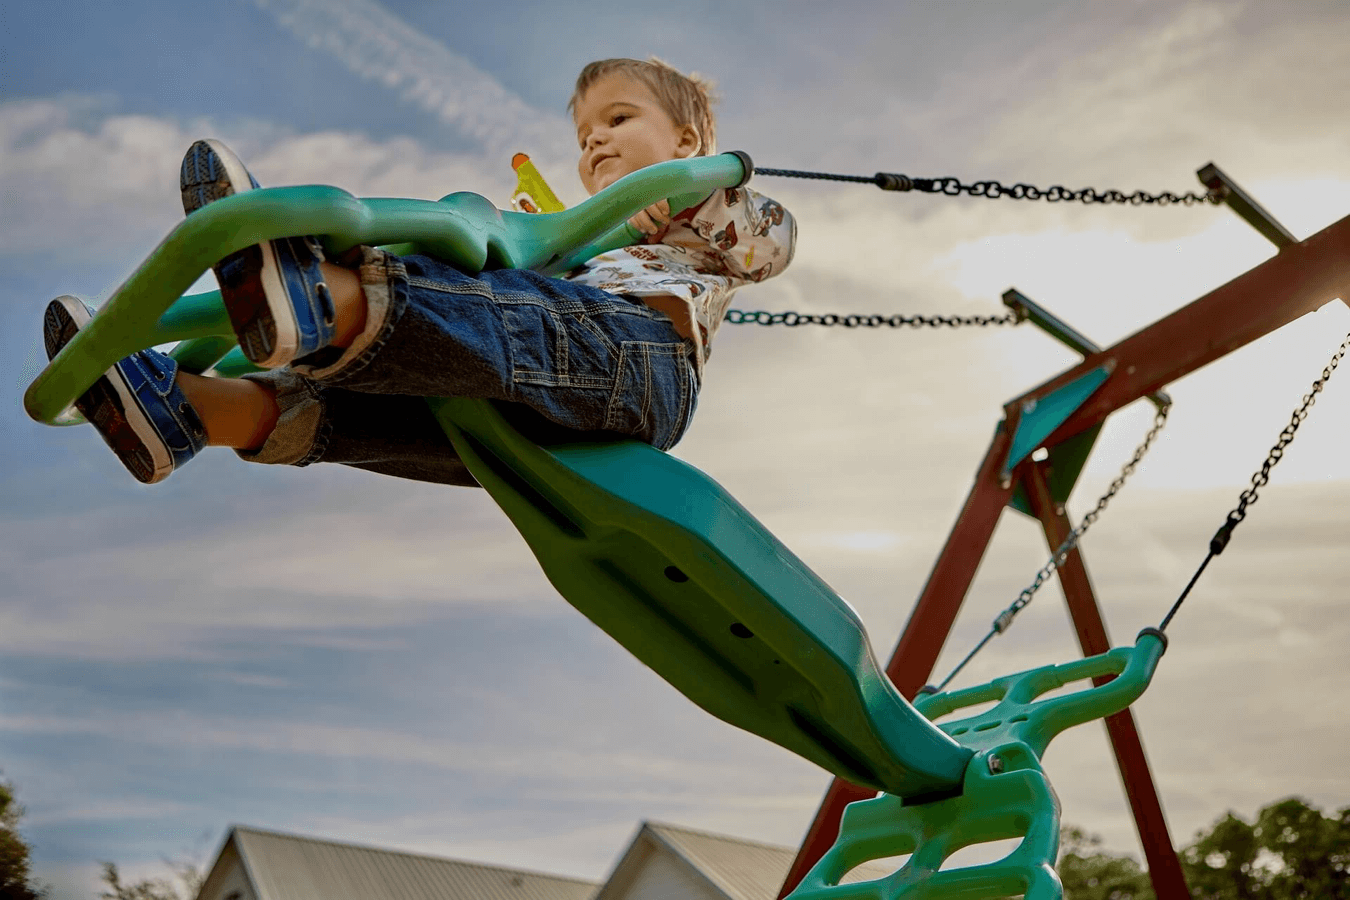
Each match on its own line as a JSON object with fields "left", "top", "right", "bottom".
{"left": 0, "top": 98, "right": 517, "bottom": 267}
{"left": 253, "top": 0, "right": 573, "bottom": 166}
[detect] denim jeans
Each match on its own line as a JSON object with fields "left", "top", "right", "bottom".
{"left": 239, "top": 248, "right": 700, "bottom": 486}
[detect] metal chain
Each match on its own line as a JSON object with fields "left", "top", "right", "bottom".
{"left": 930, "top": 402, "right": 1173, "bottom": 693}
{"left": 724, "top": 309, "right": 1021, "bottom": 328}
{"left": 1224, "top": 334, "right": 1348, "bottom": 531}
{"left": 1159, "top": 331, "right": 1350, "bottom": 631}
{"left": 757, "top": 167, "right": 1222, "bottom": 207}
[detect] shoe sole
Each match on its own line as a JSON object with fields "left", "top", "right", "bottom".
{"left": 181, "top": 139, "right": 299, "bottom": 368}
{"left": 44, "top": 297, "right": 172, "bottom": 484}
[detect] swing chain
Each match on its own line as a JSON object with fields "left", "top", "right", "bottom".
{"left": 756, "top": 167, "right": 1223, "bottom": 207}
{"left": 724, "top": 309, "right": 1020, "bottom": 328}
{"left": 1159, "top": 330, "right": 1349, "bottom": 632}
{"left": 1004, "top": 402, "right": 1172, "bottom": 623}
{"left": 922, "top": 178, "right": 1221, "bottom": 207}
{"left": 931, "top": 402, "right": 1171, "bottom": 692}
{"left": 1209, "top": 331, "right": 1349, "bottom": 556}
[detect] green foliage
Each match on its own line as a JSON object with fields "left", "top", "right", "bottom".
{"left": 1181, "top": 797, "right": 1350, "bottom": 900}
{"left": 1058, "top": 825, "right": 1155, "bottom": 900}
{"left": 0, "top": 778, "right": 47, "bottom": 900}
{"left": 1060, "top": 796, "right": 1350, "bottom": 900}
{"left": 99, "top": 861, "right": 203, "bottom": 900}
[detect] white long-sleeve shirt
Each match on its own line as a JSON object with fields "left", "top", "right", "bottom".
{"left": 566, "top": 186, "right": 796, "bottom": 374}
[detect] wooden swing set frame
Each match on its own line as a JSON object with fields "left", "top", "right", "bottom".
{"left": 779, "top": 164, "right": 1350, "bottom": 900}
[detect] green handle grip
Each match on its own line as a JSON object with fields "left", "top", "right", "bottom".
{"left": 26, "top": 152, "right": 751, "bottom": 425}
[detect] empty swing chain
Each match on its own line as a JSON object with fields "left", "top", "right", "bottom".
{"left": 929, "top": 402, "right": 1173, "bottom": 693}
{"left": 1158, "top": 330, "right": 1350, "bottom": 632}
{"left": 724, "top": 309, "right": 1021, "bottom": 328}
{"left": 757, "top": 167, "right": 1222, "bottom": 207}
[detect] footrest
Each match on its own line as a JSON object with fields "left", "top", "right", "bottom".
{"left": 789, "top": 741, "right": 1063, "bottom": 900}
{"left": 785, "top": 632, "right": 1167, "bottom": 900}
{"left": 429, "top": 396, "right": 972, "bottom": 798}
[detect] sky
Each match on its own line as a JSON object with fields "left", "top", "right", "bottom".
{"left": 3, "top": 1, "right": 1349, "bottom": 897}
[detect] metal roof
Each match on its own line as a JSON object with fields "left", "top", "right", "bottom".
{"left": 645, "top": 822, "right": 895, "bottom": 900}
{"left": 230, "top": 826, "right": 600, "bottom": 900}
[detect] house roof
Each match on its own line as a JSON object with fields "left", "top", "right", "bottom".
{"left": 222, "top": 826, "right": 600, "bottom": 900}
{"left": 644, "top": 822, "right": 804, "bottom": 900}
{"left": 621, "top": 821, "right": 896, "bottom": 900}
{"left": 201, "top": 820, "right": 896, "bottom": 900}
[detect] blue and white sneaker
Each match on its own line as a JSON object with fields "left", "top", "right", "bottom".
{"left": 44, "top": 296, "right": 206, "bottom": 484}
{"left": 180, "top": 139, "right": 336, "bottom": 368}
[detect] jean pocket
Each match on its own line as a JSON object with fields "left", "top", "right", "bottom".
{"left": 503, "top": 301, "right": 615, "bottom": 390}
{"left": 604, "top": 341, "right": 694, "bottom": 449}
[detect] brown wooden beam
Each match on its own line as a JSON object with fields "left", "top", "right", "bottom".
{"left": 882, "top": 420, "right": 1017, "bottom": 697}
{"left": 1023, "top": 461, "right": 1190, "bottom": 899}
{"left": 1017, "top": 214, "right": 1350, "bottom": 447}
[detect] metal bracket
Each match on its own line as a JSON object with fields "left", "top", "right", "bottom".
{"left": 1003, "top": 289, "right": 1171, "bottom": 412}
{"left": 1197, "top": 162, "right": 1297, "bottom": 250}
{"left": 1002, "top": 365, "right": 1113, "bottom": 479}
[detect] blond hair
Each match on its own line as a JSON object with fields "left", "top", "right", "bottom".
{"left": 569, "top": 57, "right": 718, "bottom": 156}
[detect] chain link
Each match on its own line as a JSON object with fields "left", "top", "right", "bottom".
{"left": 724, "top": 309, "right": 1021, "bottom": 328}
{"left": 923, "top": 177, "right": 1220, "bottom": 207}
{"left": 1226, "top": 334, "right": 1348, "bottom": 531}
{"left": 756, "top": 167, "right": 1223, "bottom": 207}
{"left": 1002, "top": 403, "right": 1171, "bottom": 625}
{"left": 931, "top": 402, "right": 1172, "bottom": 692}
{"left": 1158, "top": 331, "right": 1349, "bottom": 632}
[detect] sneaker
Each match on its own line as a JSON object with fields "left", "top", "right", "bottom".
{"left": 44, "top": 296, "right": 206, "bottom": 484}
{"left": 180, "top": 139, "right": 337, "bottom": 368}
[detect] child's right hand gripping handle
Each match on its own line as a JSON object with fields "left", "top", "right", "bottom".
{"left": 535, "top": 150, "right": 752, "bottom": 276}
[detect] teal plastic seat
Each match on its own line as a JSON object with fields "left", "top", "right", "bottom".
{"left": 430, "top": 396, "right": 972, "bottom": 797}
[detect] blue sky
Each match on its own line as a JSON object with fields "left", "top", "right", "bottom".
{"left": 4, "top": 1, "right": 1350, "bottom": 898}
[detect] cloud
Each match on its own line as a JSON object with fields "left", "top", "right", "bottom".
{"left": 0, "top": 98, "right": 200, "bottom": 261}
{"left": 252, "top": 0, "right": 573, "bottom": 166}
{"left": 0, "top": 98, "right": 520, "bottom": 266}
{"left": 0, "top": 481, "right": 556, "bottom": 659}
{"left": 970, "top": 0, "right": 1350, "bottom": 183}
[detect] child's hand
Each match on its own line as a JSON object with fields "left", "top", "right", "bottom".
{"left": 629, "top": 199, "right": 671, "bottom": 240}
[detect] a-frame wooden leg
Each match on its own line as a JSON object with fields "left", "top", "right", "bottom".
{"left": 1023, "top": 459, "right": 1189, "bottom": 899}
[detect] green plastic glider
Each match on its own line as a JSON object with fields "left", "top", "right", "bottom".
{"left": 26, "top": 151, "right": 1170, "bottom": 884}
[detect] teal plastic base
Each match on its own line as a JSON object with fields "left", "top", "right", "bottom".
{"left": 787, "top": 632, "right": 1166, "bottom": 900}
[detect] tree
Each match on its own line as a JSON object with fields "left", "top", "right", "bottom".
{"left": 1060, "top": 796, "right": 1350, "bottom": 900}
{"left": 0, "top": 777, "right": 47, "bottom": 900}
{"left": 1181, "top": 797, "right": 1350, "bottom": 900}
{"left": 1058, "top": 825, "right": 1155, "bottom": 900}
{"left": 99, "top": 861, "right": 203, "bottom": 900}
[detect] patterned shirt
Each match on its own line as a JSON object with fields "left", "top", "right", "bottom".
{"left": 565, "top": 186, "right": 796, "bottom": 374}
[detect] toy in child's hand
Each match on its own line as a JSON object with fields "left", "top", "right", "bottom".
{"left": 511, "top": 152, "right": 566, "bottom": 214}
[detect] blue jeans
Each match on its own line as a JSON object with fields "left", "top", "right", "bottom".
{"left": 239, "top": 248, "right": 700, "bottom": 486}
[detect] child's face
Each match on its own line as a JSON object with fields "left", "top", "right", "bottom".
{"left": 573, "top": 73, "right": 701, "bottom": 195}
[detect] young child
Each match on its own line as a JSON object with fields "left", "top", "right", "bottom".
{"left": 44, "top": 57, "right": 796, "bottom": 486}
